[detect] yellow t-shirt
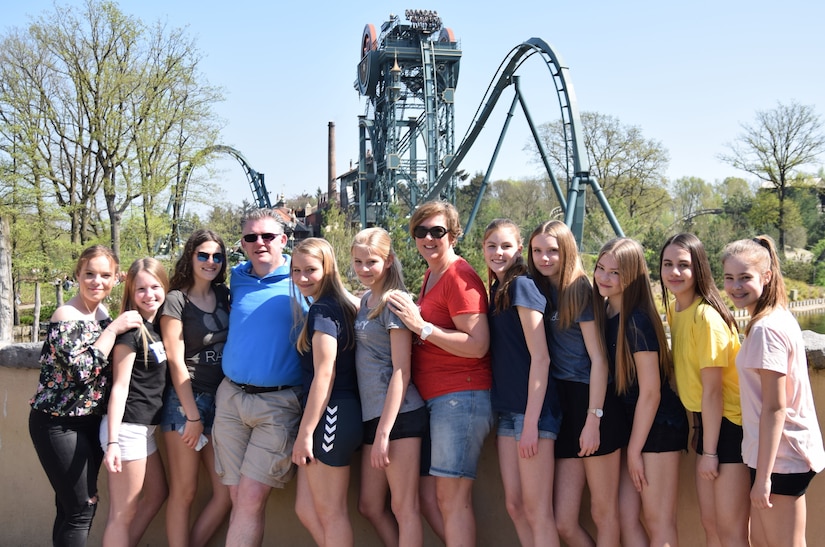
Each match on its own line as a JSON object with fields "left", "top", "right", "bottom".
{"left": 668, "top": 298, "right": 742, "bottom": 425}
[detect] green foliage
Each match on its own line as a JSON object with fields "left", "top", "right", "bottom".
{"left": 320, "top": 204, "right": 358, "bottom": 292}
{"left": 0, "top": 0, "right": 223, "bottom": 259}
{"left": 384, "top": 203, "right": 426, "bottom": 294}
{"left": 530, "top": 111, "right": 671, "bottom": 248}
{"left": 721, "top": 101, "right": 825, "bottom": 251}
{"left": 783, "top": 259, "right": 813, "bottom": 285}
{"left": 746, "top": 191, "right": 780, "bottom": 233}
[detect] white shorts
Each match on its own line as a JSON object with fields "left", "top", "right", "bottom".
{"left": 99, "top": 415, "right": 158, "bottom": 461}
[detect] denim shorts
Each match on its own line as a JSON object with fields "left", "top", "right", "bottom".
{"left": 160, "top": 387, "right": 217, "bottom": 434}
{"left": 497, "top": 411, "right": 560, "bottom": 440}
{"left": 426, "top": 390, "right": 493, "bottom": 479}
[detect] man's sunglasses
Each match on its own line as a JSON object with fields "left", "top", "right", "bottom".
{"left": 242, "top": 232, "right": 280, "bottom": 243}
{"left": 196, "top": 252, "right": 224, "bottom": 264}
{"left": 413, "top": 225, "right": 449, "bottom": 239}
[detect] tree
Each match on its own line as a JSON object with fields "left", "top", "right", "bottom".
{"left": 0, "top": 0, "right": 223, "bottom": 258}
{"left": 320, "top": 204, "right": 358, "bottom": 291}
{"left": 529, "top": 111, "right": 671, "bottom": 246}
{"left": 0, "top": 215, "right": 12, "bottom": 342}
{"left": 721, "top": 101, "right": 825, "bottom": 252}
{"left": 669, "top": 177, "right": 718, "bottom": 231}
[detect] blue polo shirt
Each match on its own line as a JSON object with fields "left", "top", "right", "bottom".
{"left": 222, "top": 255, "right": 306, "bottom": 387}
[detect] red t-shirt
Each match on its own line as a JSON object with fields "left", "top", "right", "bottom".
{"left": 412, "top": 258, "right": 492, "bottom": 400}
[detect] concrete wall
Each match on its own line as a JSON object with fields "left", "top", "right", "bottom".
{"left": 3, "top": 340, "right": 825, "bottom": 546}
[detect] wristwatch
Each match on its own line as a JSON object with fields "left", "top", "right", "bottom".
{"left": 420, "top": 323, "right": 434, "bottom": 341}
{"left": 587, "top": 408, "right": 604, "bottom": 418}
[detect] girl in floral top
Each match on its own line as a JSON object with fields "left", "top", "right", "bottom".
{"left": 29, "top": 245, "right": 143, "bottom": 547}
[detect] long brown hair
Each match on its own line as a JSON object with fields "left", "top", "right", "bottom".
{"left": 660, "top": 233, "right": 737, "bottom": 332}
{"left": 169, "top": 229, "right": 227, "bottom": 290}
{"left": 593, "top": 238, "right": 672, "bottom": 394}
{"left": 292, "top": 238, "right": 357, "bottom": 354}
{"left": 527, "top": 220, "right": 592, "bottom": 329}
{"left": 721, "top": 235, "right": 786, "bottom": 335}
{"left": 483, "top": 219, "right": 527, "bottom": 314}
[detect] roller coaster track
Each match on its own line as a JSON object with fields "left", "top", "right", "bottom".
{"left": 427, "top": 37, "right": 623, "bottom": 244}
{"left": 158, "top": 145, "right": 270, "bottom": 255}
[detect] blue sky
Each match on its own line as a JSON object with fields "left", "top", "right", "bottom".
{"left": 4, "top": 1, "right": 824, "bottom": 211}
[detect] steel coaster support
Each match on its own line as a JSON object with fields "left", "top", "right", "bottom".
{"left": 358, "top": 117, "right": 370, "bottom": 229}
{"left": 513, "top": 76, "right": 567, "bottom": 210}
{"left": 465, "top": 88, "right": 521, "bottom": 238}
{"left": 421, "top": 41, "right": 439, "bottom": 188}
{"left": 431, "top": 37, "right": 624, "bottom": 247}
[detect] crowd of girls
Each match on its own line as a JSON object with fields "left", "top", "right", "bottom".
{"left": 27, "top": 204, "right": 825, "bottom": 547}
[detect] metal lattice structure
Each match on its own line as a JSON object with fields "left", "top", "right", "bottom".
{"left": 355, "top": 10, "right": 460, "bottom": 228}
{"left": 354, "top": 12, "right": 623, "bottom": 245}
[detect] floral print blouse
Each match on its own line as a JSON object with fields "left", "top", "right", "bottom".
{"left": 30, "top": 319, "right": 113, "bottom": 417}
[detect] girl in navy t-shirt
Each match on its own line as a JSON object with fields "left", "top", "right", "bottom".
{"left": 529, "top": 220, "right": 626, "bottom": 546}
{"left": 484, "top": 219, "right": 560, "bottom": 545}
{"left": 593, "top": 238, "right": 687, "bottom": 547}
{"left": 291, "top": 238, "right": 362, "bottom": 546}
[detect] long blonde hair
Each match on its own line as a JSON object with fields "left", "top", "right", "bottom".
{"left": 293, "top": 238, "right": 357, "bottom": 354}
{"left": 721, "top": 235, "right": 786, "bottom": 335}
{"left": 592, "top": 238, "right": 672, "bottom": 394}
{"left": 351, "top": 228, "right": 407, "bottom": 319}
{"left": 120, "top": 258, "right": 169, "bottom": 366}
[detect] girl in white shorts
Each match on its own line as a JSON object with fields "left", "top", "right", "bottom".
{"left": 101, "top": 258, "right": 170, "bottom": 545}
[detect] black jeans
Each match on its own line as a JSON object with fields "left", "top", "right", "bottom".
{"left": 29, "top": 409, "right": 103, "bottom": 547}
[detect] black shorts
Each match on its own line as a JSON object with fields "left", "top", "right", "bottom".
{"left": 694, "top": 414, "right": 744, "bottom": 464}
{"left": 311, "top": 398, "right": 363, "bottom": 467}
{"left": 362, "top": 406, "right": 428, "bottom": 444}
{"left": 555, "top": 380, "right": 629, "bottom": 459}
{"left": 641, "top": 419, "right": 689, "bottom": 453}
{"left": 748, "top": 468, "right": 817, "bottom": 497}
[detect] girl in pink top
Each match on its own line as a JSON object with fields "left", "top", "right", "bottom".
{"left": 722, "top": 236, "right": 825, "bottom": 547}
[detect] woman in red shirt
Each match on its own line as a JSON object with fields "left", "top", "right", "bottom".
{"left": 388, "top": 201, "right": 492, "bottom": 546}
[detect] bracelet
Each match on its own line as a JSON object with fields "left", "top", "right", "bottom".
{"left": 703, "top": 452, "right": 718, "bottom": 458}
{"left": 107, "top": 441, "right": 119, "bottom": 446}
{"left": 186, "top": 416, "right": 201, "bottom": 422}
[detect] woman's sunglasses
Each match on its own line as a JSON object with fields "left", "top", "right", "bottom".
{"left": 242, "top": 232, "right": 279, "bottom": 243}
{"left": 413, "top": 225, "right": 449, "bottom": 239}
{"left": 196, "top": 252, "right": 224, "bottom": 264}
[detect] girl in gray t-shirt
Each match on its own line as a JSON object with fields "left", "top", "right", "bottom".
{"left": 352, "top": 228, "right": 427, "bottom": 546}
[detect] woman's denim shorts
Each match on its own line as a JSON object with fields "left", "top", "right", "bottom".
{"left": 160, "top": 387, "right": 217, "bottom": 434}
{"left": 497, "top": 411, "right": 560, "bottom": 440}
{"left": 426, "top": 389, "right": 493, "bottom": 479}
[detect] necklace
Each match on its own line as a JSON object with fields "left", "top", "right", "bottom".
{"left": 79, "top": 296, "right": 97, "bottom": 318}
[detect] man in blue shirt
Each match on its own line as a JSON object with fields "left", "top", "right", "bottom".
{"left": 213, "top": 209, "right": 305, "bottom": 546}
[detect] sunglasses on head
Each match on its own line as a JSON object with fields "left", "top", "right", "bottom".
{"left": 242, "top": 232, "right": 279, "bottom": 243}
{"left": 413, "top": 225, "right": 449, "bottom": 239}
{"left": 196, "top": 252, "right": 224, "bottom": 264}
